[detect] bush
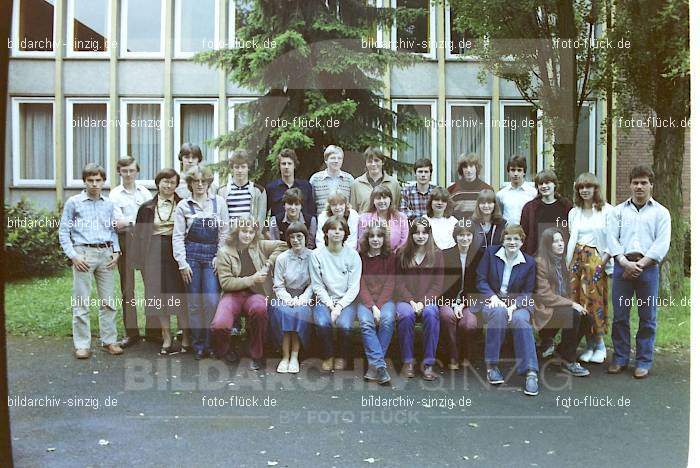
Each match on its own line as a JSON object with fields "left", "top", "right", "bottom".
{"left": 4, "top": 199, "right": 69, "bottom": 279}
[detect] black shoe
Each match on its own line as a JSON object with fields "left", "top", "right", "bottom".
{"left": 376, "top": 367, "right": 391, "bottom": 386}
{"left": 364, "top": 365, "right": 378, "bottom": 382}
{"left": 249, "top": 359, "right": 263, "bottom": 371}
{"left": 194, "top": 350, "right": 206, "bottom": 361}
{"left": 224, "top": 350, "right": 240, "bottom": 364}
{"left": 119, "top": 336, "right": 141, "bottom": 348}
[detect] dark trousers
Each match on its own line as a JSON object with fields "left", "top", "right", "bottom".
{"left": 117, "top": 232, "right": 141, "bottom": 337}
{"left": 538, "top": 307, "right": 581, "bottom": 362}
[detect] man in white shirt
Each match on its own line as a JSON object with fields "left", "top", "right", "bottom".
{"left": 109, "top": 157, "right": 152, "bottom": 347}
{"left": 496, "top": 155, "right": 537, "bottom": 225}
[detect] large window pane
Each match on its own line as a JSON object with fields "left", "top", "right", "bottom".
{"left": 178, "top": 0, "right": 216, "bottom": 53}
{"left": 396, "top": 0, "right": 429, "bottom": 54}
{"left": 450, "top": 106, "right": 485, "bottom": 181}
{"left": 397, "top": 104, "right": 432, "bottom": 166}
{"left": 72, "top": 104, "right": 108, "bottom": 180}
{"left": 180, "top": 104, "right": 215, "bottom": 164}
{"left": 71, "top": 0, "right": 108, "bottom": 52}
{"left": 19, "top": 103, "right": 54, "bottom": 180}
{"left": 18, "top": 0, "right": 55, "bottom": 51}
{"left": 449, "top": 8, "right": 478, "bottom": 55}
{"left": 126, "top": 104, "right": 161, "bottom": 180}
{"left": 503, "top": 105, "right": 537, "bottom": 183}
{"left": 124, "top": 0, "right": 162, "bottom": 53}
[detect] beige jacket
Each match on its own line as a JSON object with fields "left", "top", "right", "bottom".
{"left": 532, "top": 257, "right": 574, "bottom": 331}
{"left": 350, "top": 172, "right": 402, "bottom": 213}
{"left": 216, "top": 240, "right": 288, "bottom": 296}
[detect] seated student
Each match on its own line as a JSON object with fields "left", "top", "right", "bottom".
{"left": 357, "top": 185, "right": 409, "bottom": 252}
{"left": 270, "top": 222, "right": 314, "bottom": 374}
{"left": 438, "top": 222, "right": 481, "bottom": 370}
{"left": 310, "top": 216, "right": 362, "bottom": 372}
{"left": 395, "top": 218, "right": 444, "bottom": 381}
{"left": 356, "top": 225, "right": 396, "bottom": 386}
{"left": 268, "top": 187, "right": 317, "bottom": 249}
{"left": 316, "top": 192, "right": 360, "bottom": 248}
{"left": 476, "top": 224, "right": 539, "bottom": 396}
{"left": 532, "top": 228, "right": 590, "bottom": 377}
{"left": 424, "top": 187, "right": 459, "bottom": 250}
{"left": 211, "top": 216, "right": 287, "bottom": 370}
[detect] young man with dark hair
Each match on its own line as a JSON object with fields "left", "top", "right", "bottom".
{"left": 496, "top": 154, "right": 538, "bottom": 226}
{"left": 350, "top": 147, "right": 402, "bottom": 213}
{"left": 606, "top": 165, "right": 671, "bottom": 379}
{"left": 59, "top": 164, "right": 123, "bottom": 359}
{"left": 266, "top": 148, "right": 315, "bottom": 221}
{"left": 109, "top": 157, "right": 153, "bottom": 347}
{"left": 217, "top": 149, "right": 267, "bottom": 226}
{"left": 268, "top": 187, "right": 317, "bottom": 248}
{"left": 447, "top": 153, "right": 493, "bottom": 220}
{"left": 520, "top": 169, "right": 573, "bottom": 256}
{"left": 399, "top": 158, "right": 436, "bottom": 221}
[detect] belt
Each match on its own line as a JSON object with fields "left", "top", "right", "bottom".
{"left": 78, "top": 242, "right": 113, "bottom": 249}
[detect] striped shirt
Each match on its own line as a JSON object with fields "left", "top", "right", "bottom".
{"left": 309, "top": 169, "right": 354, "bottom": 215}
{"left": 226, "top": 181, "right": 253, "bottom": 219}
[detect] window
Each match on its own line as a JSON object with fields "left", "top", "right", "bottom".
{"left": 175, "top": 0, "right": 218, "bottom": 57}
{"left": 445, "top": 4, "right": 481, "bottom": 59}
{"left": 120, "top": 0, "right": 165, "bottom": 57}
{"left": 227, "top": 97, "right": 255, "bottom": 132}
{"left": 12, "top": 98, "right": 55, "bottom": 186}
{"left": 575, "top": 103, "right": 597, "bottom": 175}
{"left": 120, "top": 99, "right": 165, "bottom": 185}
{"left": 446, "top": 101, "right": 491, "bottom": 185}
{"left": 174, "top": 100, "right": 219, "bottom": 166}
{"left": 11, "top": 0, "right": 56, "bottom": 56}
{"left": 67, "top": 0, "right": 110, "bottom": 56}
{"left": 229, "top": 0, "right": 255, "bottom": 48}
{"left": 66, "top": 100, "right": 110, "bottom": 187}
{"left": 499, "top": 103, "right": 544, "bottom": 186}
{"left": 392, "top": 99, "right": 438, "bottom": 184}
{"left": 392, "top": 0, "right": 436, "bottom": 58}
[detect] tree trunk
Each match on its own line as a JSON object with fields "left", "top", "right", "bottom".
{"left": 552, "top": 141, "right": 576, "bottom": 200}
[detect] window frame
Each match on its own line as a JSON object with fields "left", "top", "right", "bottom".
{"left": 391, "top": 98, "right": 439, "bottom": 185}
{"left": 390, "top": 0, "right": 437, "bottom": 60}
{"left": 445, "top": 99, "right": 491, "bottom": 186}
{"left": 66, "top": 98, "right": 111, "bottom": 188}
{"left": 174, "top": 0, "right": 220, "bottom": 59}
{"left": 499, "top": 100, "right": 544, "bottom": 187}
{"left": 173, "top": 98, "right": 220, "bottom": 171}
{"left": 120, "top": 0, "right": 166, "bottom": 59}
{"left": 11, "top": 0, "right": 58, "bottom": 57}
{"left": 12, "top": 97, "right": 56, "bottom": 187}
{"left": 66, "top": 0, "right": 112, "bottom": 58}
{"left": 444, "top": 2, "right": 480, "bottom": 61}
{"left": 119, "top": 98, "right": 166, "bottom": 189}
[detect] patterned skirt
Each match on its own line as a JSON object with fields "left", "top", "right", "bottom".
{"left": 570, "top": 244, "right": 609, "bottom": 338}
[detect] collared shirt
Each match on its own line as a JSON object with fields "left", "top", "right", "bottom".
{"left": 309, "top": 169, "right": 354, "bottom": 215}
{"left": 496, "top": 181, "right": 538, "bottom": 226}
{"left": 153, "top": 196, "right": 176, "bottom": 236}
{"left": 225, "top": 180, "right": 253, "bottom": 219}
{"left": 350, "top": 171, "right": 402, "bottom": 214}
{"left": 607, "top": 197, "right": 671, "bottom": 263}
{"left": 109, "top": 183, "right": 152, "bottom": 230}
{"left": 268, "top": 212, "right": 317, "bottom": 249}
{"left": 400, "top": 183, "right": 436, "bottom": 221}
{"left": 495, "top": 246, "right": 526, "bottom": 296}
{"left": 273, "top": 248, "right": 314, "bottom": 305}
{"left": 172, "top": 195, "right": 230, "bottom": 269}
{"left": 59, "top": 191, "right": 121, "bottom": 259}
{"left": 266, "top": 178, "right": 315, "bottom": 220}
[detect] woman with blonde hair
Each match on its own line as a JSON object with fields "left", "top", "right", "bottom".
{"left": 316, "top": 191, "right": 359, "bottom": 248}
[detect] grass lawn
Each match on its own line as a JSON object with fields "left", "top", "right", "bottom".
{"left": 4, "top": 269, "right": 691, "bottom": 352}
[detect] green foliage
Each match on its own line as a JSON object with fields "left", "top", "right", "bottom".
{"left": 4, "top": 199, "right": 69, "bottom": 279}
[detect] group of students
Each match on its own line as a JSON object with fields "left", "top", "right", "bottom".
{"left": 59, "top": 143, "right": 671, "bottom": 396}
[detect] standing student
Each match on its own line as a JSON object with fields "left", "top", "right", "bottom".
{"left": 520, "top": 169, "right": 573, "bottom": 256}
{"left": 533, "top": 228, "right": 590, "bottom": 376}
{"left": 357, "top": 185, "right": 409, "bottom": 252}
{"left": 350, "top": 147, "right": 402, "bottom": 213}
{"left": 309, "top": 145, "right": 354, "bottom": 216}
{"left": 271, "top": 222, "right": 314, "bottom": 374}
{"left": 496, "top": 154, "right": 537, "bottom": 226}
{"left": 217, "top": 149, "right": 267, "bottom": 226}
{"left": 109, "top": 156, "right": 152, "bottom": 347}
{"left": 173, "top": 167, "right": 229, "bottom": 360}
{"left": 471, "top": 189, "right": 507, "bottom": 265}
{"left": 266, "top": 148, "right": 315, "bottom": 221}
{"left": 567, "top": 173, "right": 614, "bottom": 363}
{"left": 424, "top": 187, "right": 459, "bottom": 250}
{"left": 476, "top": 224, "right": 539, "bottom": 396}
{"left": 395, "top": 218, "right": 444, "bottom": 381}
{"left": 438, "top": 223, "right": 480, "bottom": 369}
{"left": 399, "top": 158, "right": 436, "bottom": 222}
{"left": 606, "top": 165, "right": 671, "bottom": 379}
{"left": 309, "top": 216, "right": 362, "bottom": 372}
{"left": 448, "top": 153, "right": 493, "bottom": 220}
{"left": 316, "top": 192, "right": 360, "bottom": 248}
{"left": 268, "top": 188, "right": 317, "bottom": 249}
{"left": 59, "top": 163, "right": 122, "bottom": 359}
{"left": 356, "top": 225, "right": 396, "bottom": 385}
{"left": 175, "top": 143, "right": 218, "bottom": 199}
{"left": 211, "top": 216, "right": 287, "bottom": 370}
{"left": 133, "top": 168, "right": 189, "bottom": 355}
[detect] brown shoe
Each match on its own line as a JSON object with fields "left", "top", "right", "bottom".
{"left": 400, "top": 362, "right": 415, "bottom": 378}
{"left": 321, "top": 357, "right": 334, "bottom": 372}
{"left": 103, "top": 343, "right": 124, "bottom": 355}
{"left": 607, "top": 363, "right": 627, "bottom": 374}
{"left": 633, "top": 367, "right": 649, "bottom": 379}
{"left": 333, "top": 358, "right": 346, "bottom": 371}
{"left": 447, "top": 360, "right": 459, "bottom": 371}
{"left": 75, "top": 348, "right": 91, "bottom": 359}
{"left": 422, "top": 364, "right": 438, "bottom": 381}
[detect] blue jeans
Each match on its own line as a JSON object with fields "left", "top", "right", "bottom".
{"left": 396, "top": 302, "right": 440, "bottom": 366}
{"left": 356, "top": 301, "right": 396, "bottom": 368}
{"left": 312, "top": 304, "right": 356, "bottom": 360}
{"left": 482, "top": 306, "right": 538, "bottom": 375}
{"left": 186, "top": 259, "right": 219, "bottom": 353}
{"left": 611, "top": 263, "right": 659, "bottom": 369}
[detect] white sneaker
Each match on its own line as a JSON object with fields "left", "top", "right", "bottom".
{"left": 590, "top": 347, "right": 607, "bottom": 363}
{"left": 288, "top": 357, "right": 300, "bottom": 374}
{"left": 276, "top": 359, "right": 289, "bottom": 373}
{"left": 579, "top": 348, "right": 594, "bottom": 363}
